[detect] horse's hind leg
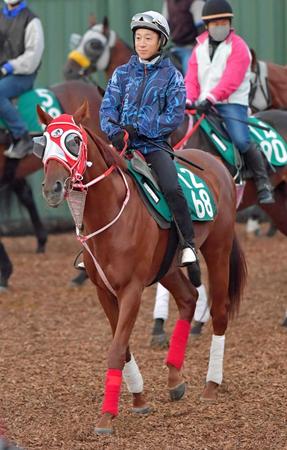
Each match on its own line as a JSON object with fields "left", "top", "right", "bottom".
{"left": 161, "top": 269, "right": 198, "bottom": 401}
{"left": 200, "top": 239, "right": 235, "bottom": 401}
{"left": 13, "top": 179, "right": 48, "bottom": 253}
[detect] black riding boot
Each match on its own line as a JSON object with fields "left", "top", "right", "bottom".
{"left": 244, "top": 143, "right": 274, "bottom": 204}
{"left": 165, "top": 186, "right": 201, "bottom": 286}
{"left": 165, "top": 184, "right": 195, "bottom": 248}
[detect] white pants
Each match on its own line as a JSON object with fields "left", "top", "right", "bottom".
{"left": 153, "top": 282, "right": 210, "bottom": 323}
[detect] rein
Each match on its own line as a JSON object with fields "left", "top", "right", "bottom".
{"left": 65, "top": 130, "right": 130, "bottom": 296}
{"left": 174, "top": 111, "right": 205, "bottom": 150}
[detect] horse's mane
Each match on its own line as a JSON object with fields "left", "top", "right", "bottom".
{"left": 85, "top": 127, "right": 127, "bottom": 171}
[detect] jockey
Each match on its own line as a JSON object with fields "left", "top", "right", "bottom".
{"left": 100, "top": 10, "right": 200, "bottom": 269}
{"left": 185, "top": 0, "right": 274, "bottom": 204}
{"left": 0, "top": 0, "right": 44, "bottom": 159}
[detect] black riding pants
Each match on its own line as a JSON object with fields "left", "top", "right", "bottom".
{"left": 144, "top": 149, "right": 195, "bottom": 247}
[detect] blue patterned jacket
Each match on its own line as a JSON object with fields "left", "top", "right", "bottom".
{"left": 100, "top": 55, "right": 186, "bottom": 154}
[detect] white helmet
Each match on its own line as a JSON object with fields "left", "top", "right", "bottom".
{"left": 4, "top": 0, "right": 22, "bottom": 4}
{"left": 131, "top": 11, "right": 170, "bottom": 46}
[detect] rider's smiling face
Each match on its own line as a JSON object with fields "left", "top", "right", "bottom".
{"left": 134, "top": 28, "right": 160, "bottom": 60}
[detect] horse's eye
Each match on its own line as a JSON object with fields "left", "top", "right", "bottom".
{"left": 65, "top": 133, "right": 81, "bottom": 156}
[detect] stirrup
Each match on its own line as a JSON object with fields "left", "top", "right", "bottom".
{"left": 76, "top": 261, "right": 85, "bottom": 271}
{"left": 257, "top": 187, "right": 275, "bottom": 204}
{"left": 180, "top": 246, "right": 197, "bottom": 267}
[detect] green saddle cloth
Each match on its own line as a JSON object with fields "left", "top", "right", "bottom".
{"left": 0, "top": 88, "right": 63, "bottom": 133}
{"left": 128, "top": 158, "right": 217, "bottom": 222}
{"left": 199, "top": 113, "right": 287, "bottom": 167}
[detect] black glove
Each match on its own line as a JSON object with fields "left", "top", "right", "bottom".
{"left": 124, "top": 124, "right": 138, "bottom": 141}
{"left": 111, "top": 131, "right": 128, "bottom": 151}
{"left": 185, "top": 102, "right": 197, "bottom": 110}
{"left": 196, "top": 99, "right": 213, "bottom": 115}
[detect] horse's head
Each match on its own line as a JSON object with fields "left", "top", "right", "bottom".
{"left": 63, "top": 16, "right": 117, "bottom": 80}
{"left": 35, "top": 101, "right": 90, "bottom": 207}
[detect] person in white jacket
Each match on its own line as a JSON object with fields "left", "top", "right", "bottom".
{"left": 0, "top": 0, "right": 44, "bottom": 160}
{"left": 185, "top": 0, "right": 274, "bottom": 204}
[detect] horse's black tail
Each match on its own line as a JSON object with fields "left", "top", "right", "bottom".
{"left": 228, "top": 234, "right": 247, "bottom": 319}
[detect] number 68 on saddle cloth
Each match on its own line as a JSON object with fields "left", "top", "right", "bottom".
{"left": 128, "top": 160, "right": 217, "bottom": 223}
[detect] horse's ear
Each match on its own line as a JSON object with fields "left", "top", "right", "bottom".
{"left": 88, "top": 13, "right": 97, "bottom": 28}
{"left": 37, "top": 105, "right": 53, "bottom": 125}
{"left": 73, "top": 100, "right": 90, "bottom": 125}
{"left": 103, "top": 16, "right": 109, "bottom": 36}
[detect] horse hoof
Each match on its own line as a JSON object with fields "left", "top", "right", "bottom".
{"left": 190, "top": 321, "right": 204, "bottom": 338}
{"left": 131, "top": 406, "right": 152, "bottom": 414}
{"left": 0, "top": 286, "right": 8, "bottom": 294}
{"left": 169, "top": 382, "right": 186, "bottom": 401}
{"left": 200, "top": 381, "right": 219, "bottom": 401}
{"left": 150, "top": 333, "right": 169, "bottom": 349}
{"left": 36, "top": 244, "right": 46, "bottom": 254}
{"left": 95, "top": 427, "right": 113, "bottom": 435}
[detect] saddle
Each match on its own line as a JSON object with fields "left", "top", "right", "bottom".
{"left": 195, "top": 111, "right": 287, "bottom": 181}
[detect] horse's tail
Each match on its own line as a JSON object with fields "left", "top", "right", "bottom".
{"left": 228, "top": 234, "right": 247, "bottom": 319}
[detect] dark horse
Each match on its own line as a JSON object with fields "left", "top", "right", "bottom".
{"left": 37, "top": 102, "right": 246, "bottom": 435}
{"left": 0, "top": 80, "right": 104, "bottom": 288}
{"left": 0, "top": 239, "right": 12, "bottom": 292}
{"left": 0, "top": 81, "right": 105, "bottom": 287}
{"left": 172, "top": 109, "right": 287, "bottom": 237}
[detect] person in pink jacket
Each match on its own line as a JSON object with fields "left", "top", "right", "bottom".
{"left": 185, "top": 0, "right": 274, "bottom": 204}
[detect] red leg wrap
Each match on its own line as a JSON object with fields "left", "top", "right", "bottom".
{"left": 101, "top": 369, "right": 122, "bottom": 416}
{"left": 166, "top": 319, "right": 190, "bottom": 370}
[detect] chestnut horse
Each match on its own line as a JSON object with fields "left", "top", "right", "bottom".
{"left": 250, "top": 49, "right": 287, "bottom": 112}
{"left": 172, "top": 109, "right": 287, "bottom": 237}
{"left": 37, "top": 102, "right": 246, "bottom": 435}
{"left": 0, "top": 80, "right": 105, "bottom": 253}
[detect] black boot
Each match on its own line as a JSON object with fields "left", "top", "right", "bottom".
{"left": 4, "top": 132, "right": 33, "bottom": 159}
{"left": 166, "top": 186, "right": 201, "bottom": 285}
{"left": 244, "top": 143, "right": 274, "bottom": 204}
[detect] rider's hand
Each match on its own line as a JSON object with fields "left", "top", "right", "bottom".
{"left": 124, "top": 125, "right": 138, "bottom": 141}
{"left": 0, "top": 63, "right": 13, "bottom": 78}
{"left": 111, "top": 131, "right": 129, "bottom": 151}
{"left": 185, "top": 101, "right": 197, "bottom": 110}
{"left": 196, "top": 99, "right": 213, "bottom": 115}
{"left": 0, "top": 66, "right": 7, "bottom": 78}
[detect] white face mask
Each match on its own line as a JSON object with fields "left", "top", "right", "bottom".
{"left": 209, "top": 24, "right": 231, "bottom": 42}
{"left": 4, "top": 0, "right": 21, "bottom": 5}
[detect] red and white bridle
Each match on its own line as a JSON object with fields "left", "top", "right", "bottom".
{"left": 34, "top": 113, "right": 130, "bottom": 296}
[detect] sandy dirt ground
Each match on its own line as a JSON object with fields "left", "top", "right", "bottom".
{"left": 0, "top": 224, "right": 286, "bottom": 450}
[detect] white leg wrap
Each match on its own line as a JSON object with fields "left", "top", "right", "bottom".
{"left": 153, "top": 283, "right": 170, "bottom": 320}
{"left": 206, "top": 334, "right": 225, "bottom": 385}
{"left": 246, "top": 218, "right": 260, "bottom": 234}
{"left": 194, "top": 284, "right": 210, "bottom": 323}
{"left": 123, "top": 354, "right": 143, "bottom": 394}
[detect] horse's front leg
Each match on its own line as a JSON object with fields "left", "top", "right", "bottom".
{"left": 123, "top": 348, "right": 151, "bottom": 414}
{"left": 95, "top": 283, "right": 143, "bottom": 435}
